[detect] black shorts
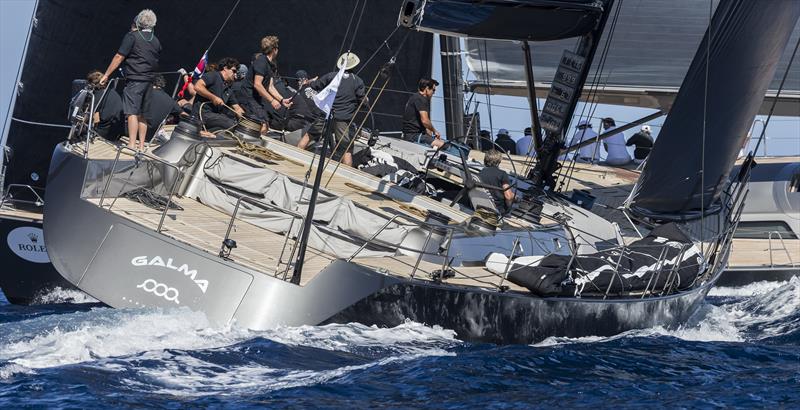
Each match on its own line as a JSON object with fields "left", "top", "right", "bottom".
{"left": 306, "top": 119, "right": 353, "bottom": 154}
{"left": 239, "top": 97, "right": 268, "bottom": 123}
{"left": 123, "top": 80, "right": 151, "bottom": 116}
{"left": 402, "top": 132, "right": 434, "bottom": 145}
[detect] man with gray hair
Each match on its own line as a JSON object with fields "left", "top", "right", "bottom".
{"left": 478, "top": 149, "right": 515, "bottom": 213}
{"left": 100, "top": 9, "right": 162, "bottom": 150}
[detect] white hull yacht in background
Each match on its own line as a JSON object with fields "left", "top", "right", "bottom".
{"left": 38, "top": 0, "right": 799, "bottom": 343}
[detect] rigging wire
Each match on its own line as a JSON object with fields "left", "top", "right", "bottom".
{"left": 481, "top": 40, "right": 494, "bottom": 135}
{"left": 206, "top": 0, "right": 242, "bottom": 54}
{"left": 337, "top": 0, "right": 362, "bottom": 58}
{"left": 562, "top": 0, "right": 624, "bottom": 192}
{"left": 700, "top": 0, "right": 711, "bottom": 255}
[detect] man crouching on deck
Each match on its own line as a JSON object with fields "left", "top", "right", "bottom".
{"left": 193, "top": 58, "right": 245, "bottom": 132}
{"left": 100, "top": 9, "right": 162, "bottom": 151}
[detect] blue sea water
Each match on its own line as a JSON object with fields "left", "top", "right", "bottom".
{"left": 1, "top": 279, "right": 798, "bottom": 408}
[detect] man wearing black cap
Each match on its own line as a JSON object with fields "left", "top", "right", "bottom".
{"left": 285, "top": 69, "right": 323, "bottom": 132}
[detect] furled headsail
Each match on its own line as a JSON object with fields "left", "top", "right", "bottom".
{"left": 628, "top": 0, "right": 800, "bottom": 220}
{"left": 398, "top": 0, "right": 605, "bottom": 41}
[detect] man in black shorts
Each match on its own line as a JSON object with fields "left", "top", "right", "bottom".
{"left": 239, "top": 36, "right": 292, "bottom": 136}
{"left": 402, "top": 78, "right": 444, "bottom": 148}
{"left": 100, "top": 9, "right": 161, "bottom": 150}
{"left": 285, "top": 70, "right": 324, "bottom": 132}
{"left": 477, "top": 149, "right": 515, "bottom": 213}
{"left": 193, "top": 58, "right": 245, "bottom": 132}
{"left": 298, "top": 53, "right": 366, "bottom": 167}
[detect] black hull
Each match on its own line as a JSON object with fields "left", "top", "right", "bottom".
{"left": 717, "top": 267, "right": 799, "bottom": 287}
{"left": 0, "top": 215, "right": 77, "bottom": 305}
{"left": 325, "top": 278, "right": 713, "bottom": 345}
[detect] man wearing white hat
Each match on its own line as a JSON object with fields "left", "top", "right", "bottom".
{"left": 301, "top": 52, "right": 366, "bottom": 166}
{"left": 564, "top": 119, "right": 598, "bottom": 162}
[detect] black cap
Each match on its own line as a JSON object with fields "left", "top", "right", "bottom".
{"left": 295, "top": 70, "right": 308, "bottom": 79}
{"left": 524, "top": 127, "right": 532, "bottom": 135}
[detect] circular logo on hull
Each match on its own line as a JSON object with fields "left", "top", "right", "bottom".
{"left": 7, "top": 226, "right": 51, "bottom": 263}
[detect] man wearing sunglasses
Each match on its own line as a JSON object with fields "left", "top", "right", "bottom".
{"left": 193, "top": 57, "right": 245, "bottom": 132}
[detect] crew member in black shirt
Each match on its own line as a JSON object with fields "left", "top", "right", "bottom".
{"left": 240, "top": 36, "right": 291, "bottom": 135}
{"left": 193, "top": 57, "right": 245, "bottom": 132}
{"left": 143, "top": 75, "right": 184, "bottom": 141}
{"left": 402, "top": 78, "right": 444, "bottom": 148}
{"left": 477, "top": 149, "right": 515, "bottom": 213}
{"left": 626, "top": 124, "right": 654, "bottom": 162}
{"left": 285, "top": 70, "right": 324, "bottom": 132}
{"left": 493, "top": 129, "right": 517, "bottom": 155}
{"left": 298, "top": 53, "right": 366, "bottom": 167}
{"left": 86, "top": 70, "right": 123, "bottom": 140}
{"left": 100, "top": 9, "right": 162, "bottom": 151}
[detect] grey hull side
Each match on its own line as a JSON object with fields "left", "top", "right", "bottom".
{"left": 45, "top": 144, "right": 719, "bottom": 343}
{"left": 44, "top": 144, "right": 400, "bottom": 329}
{"left": 325, "top": 278, "right": 713, "bottom": 344}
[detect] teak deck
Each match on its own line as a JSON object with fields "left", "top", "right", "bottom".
{"left": 75, "top": 138, "right": 799, "bottom": 281}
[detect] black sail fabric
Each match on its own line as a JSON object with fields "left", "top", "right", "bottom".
{"left": 400, "top": 0, "right": 604, "bottom": 41}
{"left": 628, "top": 0, "right": 800, "bottom": 219}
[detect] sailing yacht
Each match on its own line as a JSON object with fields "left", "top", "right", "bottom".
{"left": 40, "top": 0, "right": 799, "bottom": 343}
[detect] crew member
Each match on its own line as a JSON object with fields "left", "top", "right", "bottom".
{"left": 285, "top": 70, "right": 323, "bottom": 132}
{"left": 494, "top": 129, "right": 517, "bottom": 155}
{"left": 239, "top": 36, "right": 291, "bottom": 135}
{"left": 193, "top": 57, "right": 244, "bottom": 132}
{"left": 100, "top": 9, "right": 162, "bottom": 150}
{"left": 478, "top": 149, "right": 515, "bottom": 213}
{"left": 401, "top": 78, "right": 443, "bottom": 148}
{"left": 143, "top": 75, "right": 185, "bottom": 141}
{"left": 298, "top": 52, "right": 366, "bottom": 167}
{"left": 516, "top": 127, "right": 534, "bottom": 157}
{"left": 626, "top": 124, "right": 654, "bottom": 162}
{"left": 601, "top": 117, "right": 632, "bottom": 166}
{"left": 86, "top": 70, "right": 123, "bottom": 140}
{"left": 565, "top": 119, "right": 598, "bottom": 162}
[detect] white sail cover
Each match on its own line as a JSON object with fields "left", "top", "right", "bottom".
{"left": 465, "top": 0, "right": 800, "bottom": 115}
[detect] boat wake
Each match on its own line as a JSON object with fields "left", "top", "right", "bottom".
{"left": 536, "top": 276, "right": 800, "bottom": 347}
{"left": 0, "top": 278, "right": 797, "bottom": 405}
{"left": 32, "top": 287, "right": 99, "bottom": 305}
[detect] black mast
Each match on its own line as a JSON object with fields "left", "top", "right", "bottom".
{"left": 529, "top": 0, "right": 615, "bottom": 190}
{"left": 439, "top": 35, "right": 465, "bottom": 143}
{"left": 290, "top": 116, "right": 333, "bottom": 285}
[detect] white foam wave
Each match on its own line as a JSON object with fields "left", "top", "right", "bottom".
{"left": 0, "top": 306, "right": 457, "bottom": 382}
{"left": 32, "top": 287, "right": 99, "bottom": 304}
{"left": 132, "top": 324, "right": 456, "bottom": 397}
{"left": 0, "top": 308, "right": 244, "bottom": 378}
{"left": 708, "top": 280, "right": 789, "bottom": 298}
{"left": 534, "top": 277, "right": 800, "bottom": 347}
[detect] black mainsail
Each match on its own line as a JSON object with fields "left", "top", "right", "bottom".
{"left": 628, "top": 0, "right": 800, "bottom": 219}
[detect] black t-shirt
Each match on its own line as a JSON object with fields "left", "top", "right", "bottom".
{"left": 118, "top": 30, "right": 162, "bottom": 81}
{"left": 143, "top": 87, "right": 182, "bottom": 129}
{"left": 495, "top": 135, "right": 517, "bottom": 155}
{"left": 310, "top": 71, "right": 365, "bottom": 121}
{"left": 92, "top": 88, "right": 123, "bottom": 138}
{"left": 289, "top": 85, "right": 325, "bottom": 121}
{"left": 477, "top": 165, "right": 511, "bottom": 210}
{"left": 194, "top": 71, "right": 238, "bottom": 114}
{"left": 242, "top": 54, "right": 276, "bottom": 103}
{"left": 402, "top": 92, "right": 430, "bottom": 134}
{"left": 626, "top": 131, "right": 654, "bottom": 160}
